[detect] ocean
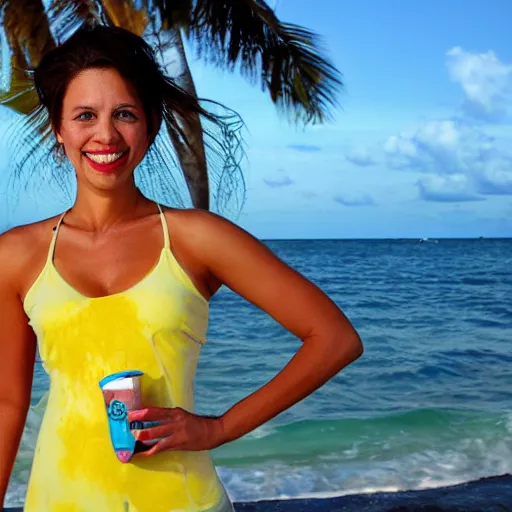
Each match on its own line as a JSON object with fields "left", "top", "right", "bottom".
{"left": 5, "top": 238, "right": 512, "bottom": 507}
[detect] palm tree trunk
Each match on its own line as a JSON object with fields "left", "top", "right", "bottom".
{"left": 101, "top": 0, "right": 147, "bottom": 36}
{"left": 160, "top": 26, "right": 209, "bottom": 210}
{"left": 101, "top": 3, "right": 208, "bottom": 208}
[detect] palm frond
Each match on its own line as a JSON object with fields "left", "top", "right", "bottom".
{"left": 0, "top": 0, "right": 109, "bottom": 113}
{"left": 189, "top": 0, "right": 343, "bottom": 124}
{"left": 0, "top": 80, "right": 38, "bottom": 114}
{"left": 149, "top": 0, "right": 193, "bottom": 30}
{"left": 138, "top": 100, "right": 246, "bottom": 215}
{"left": 0, "top": 0, "right": 246, "bottom": 214}
{"left": 143, "top": 24, "right": 245, "bottom": 213}
{"left": 46, "top": 0, "right": 105, "bottom": 43}
{"left": 0, "top": 0, "right": 55, "bottom": 66}
{"left": 0, "top": 0, "right": 55, "bottom": 113}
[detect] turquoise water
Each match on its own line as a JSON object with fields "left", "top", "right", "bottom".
{"left": 6, "top": 238, "right": 512, "bottom": 506}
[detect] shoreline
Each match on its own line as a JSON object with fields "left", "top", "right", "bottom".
{"left": 5, "top": 473, "right": 512, "bottom": 511}
{"left": 235, "top": 473, "right": 512, "bottom": 511}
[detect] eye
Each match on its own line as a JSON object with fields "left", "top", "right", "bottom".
{"left": 75, "top": 111, "right": 94, "bottom": 121}
{"left": 116, "top": 110, "right": 137, "bottom": 120}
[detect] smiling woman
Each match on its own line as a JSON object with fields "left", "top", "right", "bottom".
{"left": 0, "top": 23, "right": 363, "bottom": 512}
{"left": 8, "top": 23, "right": 245, "bottom": 215}
{"left": 55, "top": 68, "right": 150, "bottom": 189}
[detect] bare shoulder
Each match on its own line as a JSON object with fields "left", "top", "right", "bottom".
{"left": 162, "top": 207, "right": 253, "bottom": 248}
{"left": 161, "top": 207, "right": 270, "bottom": 271}
{"left": 160, "top": 207, "right": 270, "bottom": 299}
{"left": 162, "top": 206, "right": 288, "bottom": 281}
{"left": 0, "top": 216, "right": 61, "bottom": 293}
{"left": 161, "top": 207, "right": 358, "bottom": 347}
{"left": 0, "top": 216, "right": 59, "bottom": 258}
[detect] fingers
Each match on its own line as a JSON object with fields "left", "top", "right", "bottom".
{"left": 128, "top": 407, "right": 179, "bottom": 422}
{"left": 127, "top": 407, "right": 215, "bottom": 456}
{"left": 128, "top": 407, "right": 181, "bottom": 455}
{"left": 132, "top": 423, "right": 172, "bottom": 442}
{"left": 135, "top": 438, "right": 167, "bottom": 457}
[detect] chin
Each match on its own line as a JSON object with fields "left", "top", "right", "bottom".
{"left": 79, "top": 167, "right": 136, "bottom": 191}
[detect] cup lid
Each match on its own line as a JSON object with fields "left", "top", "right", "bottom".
{"left": 99, "top": 370, "right": 144, "bottom": 389}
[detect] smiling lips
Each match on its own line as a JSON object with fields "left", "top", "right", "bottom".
{"left": 83, "top": 150, "right": 129, "bottom": 173}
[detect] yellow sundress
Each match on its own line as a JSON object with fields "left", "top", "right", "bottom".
{"left": 22, "top": 204, "right": 234, "bottom": 512}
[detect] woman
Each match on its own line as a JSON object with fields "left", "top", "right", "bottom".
{"left": 0, "top": 25, "right": 363, "bottom": 512}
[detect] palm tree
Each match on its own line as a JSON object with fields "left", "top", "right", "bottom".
{"left": 0, "top": 0, "right": 342, "bottom": 211}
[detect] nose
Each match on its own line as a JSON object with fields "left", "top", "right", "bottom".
{"left": 94, "top": 115, "right": 121, "bottom": 145}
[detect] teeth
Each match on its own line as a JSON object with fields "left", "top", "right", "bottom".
{"left": 86, "top": 152, "right": 124, "bottom": 164}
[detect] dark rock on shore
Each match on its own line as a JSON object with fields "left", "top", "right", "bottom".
{"left": 234, "top": 474, "right": 512, "bottom": 512}
{"left": 4, "top": 474, "right": 512, "bottom": 512}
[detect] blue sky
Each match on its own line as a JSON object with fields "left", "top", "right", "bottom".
{"left": 1, "top": 0, "right": 512, "bottom": 239}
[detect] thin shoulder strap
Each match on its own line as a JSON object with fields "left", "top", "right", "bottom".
{"left": 156, "top": 203, "right": 170, "bottom": 250}
{"left": 47, "top": 211, "right": 68, "bottom": 264}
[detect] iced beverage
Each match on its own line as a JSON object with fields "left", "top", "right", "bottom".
{"left": 99, "top": 370, "right": 143, "bottom": 463}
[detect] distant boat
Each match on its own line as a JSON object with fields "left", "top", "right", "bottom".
{"left": 419, "top": 238, "right": 438, "bottom": 244}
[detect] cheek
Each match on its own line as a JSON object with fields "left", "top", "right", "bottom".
{"left": 59, "top": 127, "right": 89, "bottom": 152}
{"left": 125, "top": 126, "right": 149, "bottom": 153}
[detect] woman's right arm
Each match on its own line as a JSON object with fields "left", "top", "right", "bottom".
{"left": 0, "top": 231, "right": 37, "bottom": 506}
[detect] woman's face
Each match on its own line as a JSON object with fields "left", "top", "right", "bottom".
{"left": 56, "top": 67, "right": 149, "bottom": 191}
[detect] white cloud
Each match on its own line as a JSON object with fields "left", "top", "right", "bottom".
{"left": 384, "top": 119, "right": 512, "bottom": 199}
{"left": 476, "top": 155, "right": 512, "bottom": 195}
{"left": 385, "top": 120, "right": 481, "bottom": 174}
{"left": 345, "top": 146, "right": 377, "bottom": 167}
{"left": 263, "top": 168, "right": 294, "bottom": 188}
{"left": 446, "top": 47, "right": 512, "bottom": 122}
{"left": 417, "top": 174, "right": 483, "bottom": 202}
{"left": 339, "top": 47, "right": 512, "bottom": 208}
{"left": 333, "top": 193, "right": 375, "bottom": 207}
{"left": 263, "top": 175, "right": 294, "bottom": 188}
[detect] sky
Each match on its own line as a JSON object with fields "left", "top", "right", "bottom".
{"left": 1, "top": 0, "right": 512, "bottom": 239}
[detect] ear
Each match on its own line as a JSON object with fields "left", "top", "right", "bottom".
{"left": 50, "top": 121, "right": 63, "bottom": 144}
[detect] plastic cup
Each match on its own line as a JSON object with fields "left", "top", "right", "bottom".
{"left": 99, "top": 370, "right": 143, "bottom": 463}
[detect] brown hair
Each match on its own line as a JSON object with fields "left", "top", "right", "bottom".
{"left": 6, "top": 24, "right": 245, "bottom": 214}
{"left": 35, "top": 25, "right": 205, "bottom": 146}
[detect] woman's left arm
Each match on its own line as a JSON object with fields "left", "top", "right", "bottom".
{"left": 131, "top": 211, "right": 363, "bottom": 453}
{"left": 196, "top": 212, "right": 363, "bottom": 445}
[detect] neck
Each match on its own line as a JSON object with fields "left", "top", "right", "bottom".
{"left": 69, "top": 182, "right": 147, "bottom": 232}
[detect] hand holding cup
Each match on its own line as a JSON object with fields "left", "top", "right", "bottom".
{"left": 128, "top": 407, "right": 225, "bottom": 456}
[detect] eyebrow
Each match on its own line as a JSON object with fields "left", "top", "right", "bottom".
{"left": 72, "top": 103, "right": 138, "bottom": 112}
